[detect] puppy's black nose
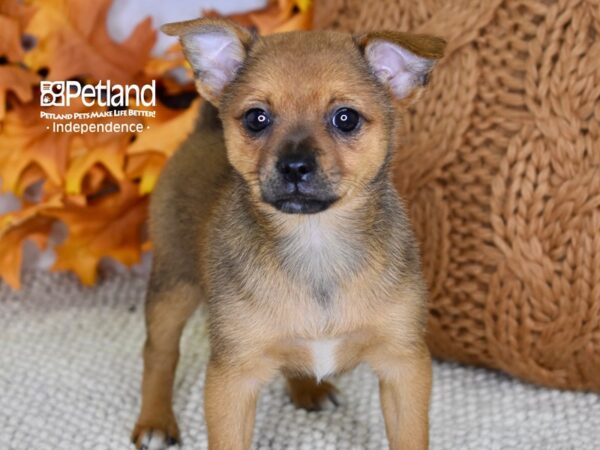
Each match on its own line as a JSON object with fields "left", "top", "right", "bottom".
{"left": 276, "top": 153, "right": 316, "bottom": 183}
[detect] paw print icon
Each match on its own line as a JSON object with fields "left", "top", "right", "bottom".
{"left": 40, "top": 81, "right": 66, "bottom": 106}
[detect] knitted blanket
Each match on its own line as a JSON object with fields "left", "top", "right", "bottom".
{"left": 1, "top": 273, "right": 599, "bottom": 449}
{"left": 314, "top": 0, "right": 600, "bottom": 391}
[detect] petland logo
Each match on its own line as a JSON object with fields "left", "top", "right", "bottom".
{"left": 39, "top": 80, "right": 157, "bottom": 134}
{"left": 40, "top": 80, "right": 156, "bottom": 107}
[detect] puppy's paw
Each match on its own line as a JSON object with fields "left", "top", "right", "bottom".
{"left": 131, "top": 420, "right": 180, "bottom": 450}
{"left": 287, "top": 378, "right": 340, "bottom": 412}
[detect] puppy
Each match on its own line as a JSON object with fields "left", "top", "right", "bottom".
{"left": 132, "top": 17, "right": 445, "bottom": 450}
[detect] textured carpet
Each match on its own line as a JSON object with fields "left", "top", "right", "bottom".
{"left": 1, "top": 274, "right": 599, "bottom": 450}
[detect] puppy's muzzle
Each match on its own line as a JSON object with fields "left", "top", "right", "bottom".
{"left": 262, "top": 142, "right": 337, "bottom": 215}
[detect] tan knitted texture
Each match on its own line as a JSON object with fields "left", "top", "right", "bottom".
{"left": 314, "top": 0, "right": 600, "bottom": 391}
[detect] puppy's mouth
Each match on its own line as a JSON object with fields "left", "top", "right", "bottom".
{"left": 269, "top": 195, "right": 337, "bottom": 214}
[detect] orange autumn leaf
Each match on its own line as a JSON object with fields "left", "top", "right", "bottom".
{"left": 12, "top": 164, "right": 46, "bottom": 198}
{"left": 0, "top": 196, "right": 62, "bottom": 289}
{"left": 0, "top": 98, "right": 141, "bottom": 195}
{"left": 62, "top": 112, "right": 142, "bottom": 195}
{"left": 0, "top": 195, "right": 62, "bottom": 235}
{"left": 206, "top": 0, "right": 312, "bottom": 35}
{"left": 46, "top": 181, "right": 148, "bottom": 285}
{"left": 0, "top": 15, "right": 25, "bottom": 63}
{"left": 0, "top": 0, "right": 38, "bottom": 120}
{"left": 24, "top": 0, "right": 156, "bottom": 84}
{"left": 0, "top": 102, "right": 73, "bottom": 193}
{"left": 65, "top": 136, "right": 128, "bottom": 195}
{"left": 80, "top": 165, "right": 112, "bottom": 197}
{"left": 0, "top": 0, "right": 35, "bottom": 63}
{"left": 269, "top": 7, "right": 312, "bottom": 33}
{"left": 128, "top": 98, "right": 201, "bottom": 158}
{"left": 0, "top": 99, "right": 100, "bottom": 193}
{"left": 0, "top": 0, "right": 36, "bottom": 26}
{"left": 125, "top": 98, "right": 201, "bottom": 194}
{"left": 125, "top": 152, "right": 167, "bottom": 195}
{"left": 0, "top": 215, "right": 54, "bottom": 289}
{"left": 0, "top": 66, "right": 40, "bottom": 120}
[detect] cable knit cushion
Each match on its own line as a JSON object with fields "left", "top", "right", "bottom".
{"left": 314, "top": 0, "right": 600, "bottom": 391}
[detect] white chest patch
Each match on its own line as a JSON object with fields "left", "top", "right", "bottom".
{"left": 309, "top": 339, "right": 339, "bottom": 382}
{"left": 283, "top": 217, "right": 345, "bottom": 279}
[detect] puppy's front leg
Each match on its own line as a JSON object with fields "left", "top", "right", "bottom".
{"left": 204, "top": 358, "right": 276, "bottom": 450}
{"left": 374, "top": 347, "right": 432, "bottom": 450}
{"left": 132, "top": 281, "right": 200, "bottom": 449}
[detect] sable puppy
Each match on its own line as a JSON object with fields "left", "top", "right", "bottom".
{"left": 132, "top": 18, "right": 445, "bottom": 450}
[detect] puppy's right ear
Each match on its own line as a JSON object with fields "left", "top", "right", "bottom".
{"left": 355, "top": 31, "right": 446, "bottom": 103}
{"left": 161, "top": 18, "right": 254, "bottom": 105}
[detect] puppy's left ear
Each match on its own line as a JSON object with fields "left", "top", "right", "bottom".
{"left": 161, "top": 18, "right": 255, "bottom": 105}
{"left": 355, "top": 32, "right": 446, "bottom": 102}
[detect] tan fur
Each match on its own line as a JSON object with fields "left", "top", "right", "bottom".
{"left": 133, "top": 18, "right": 445, "bottom": 450}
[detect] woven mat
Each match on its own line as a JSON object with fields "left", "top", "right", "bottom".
{"left": 1, "top": 274, "right": 599, "bottom": 450}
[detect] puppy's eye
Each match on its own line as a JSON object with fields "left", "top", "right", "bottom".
{"left": 243, "top": 108, "right": 271, "bottom": 133}
{"left": 332, "top": 108, "right": 360, "bottom": 133}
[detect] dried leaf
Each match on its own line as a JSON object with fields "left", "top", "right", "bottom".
{"left": 0, "top": 0, "right": 36, "bottom": 32}
{"left": 0, "top": 15, "right": 24, "bottom": 63}
{"left": 220, "top": 0, "right": 312, "bottom": 35}
{"left": 295, "top": 0, "right": 311, "bottom": 13}
{"left": 270, "top": 7, "right": 312, "bottom": 33}
{"left": 0, "top": 216, "right": 53, "bottom": 288}
{"left": 46, "top": 181, "right": 148, "bottom": 285}
{"left": 24, "top": 0, "right": 156, "bottom": 83}
{"left": 127, "top": 98, "right": 201, "bottom": 158}
{"left": 0, "top": 66, "right": 40, "bottom": 120}
{"left": 0, "top": 195, "right": 61, "bottom": 236}
{"left": 124, "top": 99, "right": 200, "bottom": 193}
{"left": 0, "top": 102, "right": 73, "bottom": 192}
{"left": 65, "top": 136, "right": 128, "bottom": 195}
{"left": 0, "top": 195, "right": 62, "bottom": 289}
{"left": 125, "top": 152, "right": 166, "bottom": 195}
{"left": 0, "top": 98, "right": 141, "bottom": 195}
{"left": 81, "top": 165, "right": 109, "bottom": 195}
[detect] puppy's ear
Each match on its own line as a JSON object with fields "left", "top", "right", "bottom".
{"left": 161, "top": 18, "right": 255, "bottom": 105}
{"left": 355, "top": 32, "right": 446, "bottom": 101}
